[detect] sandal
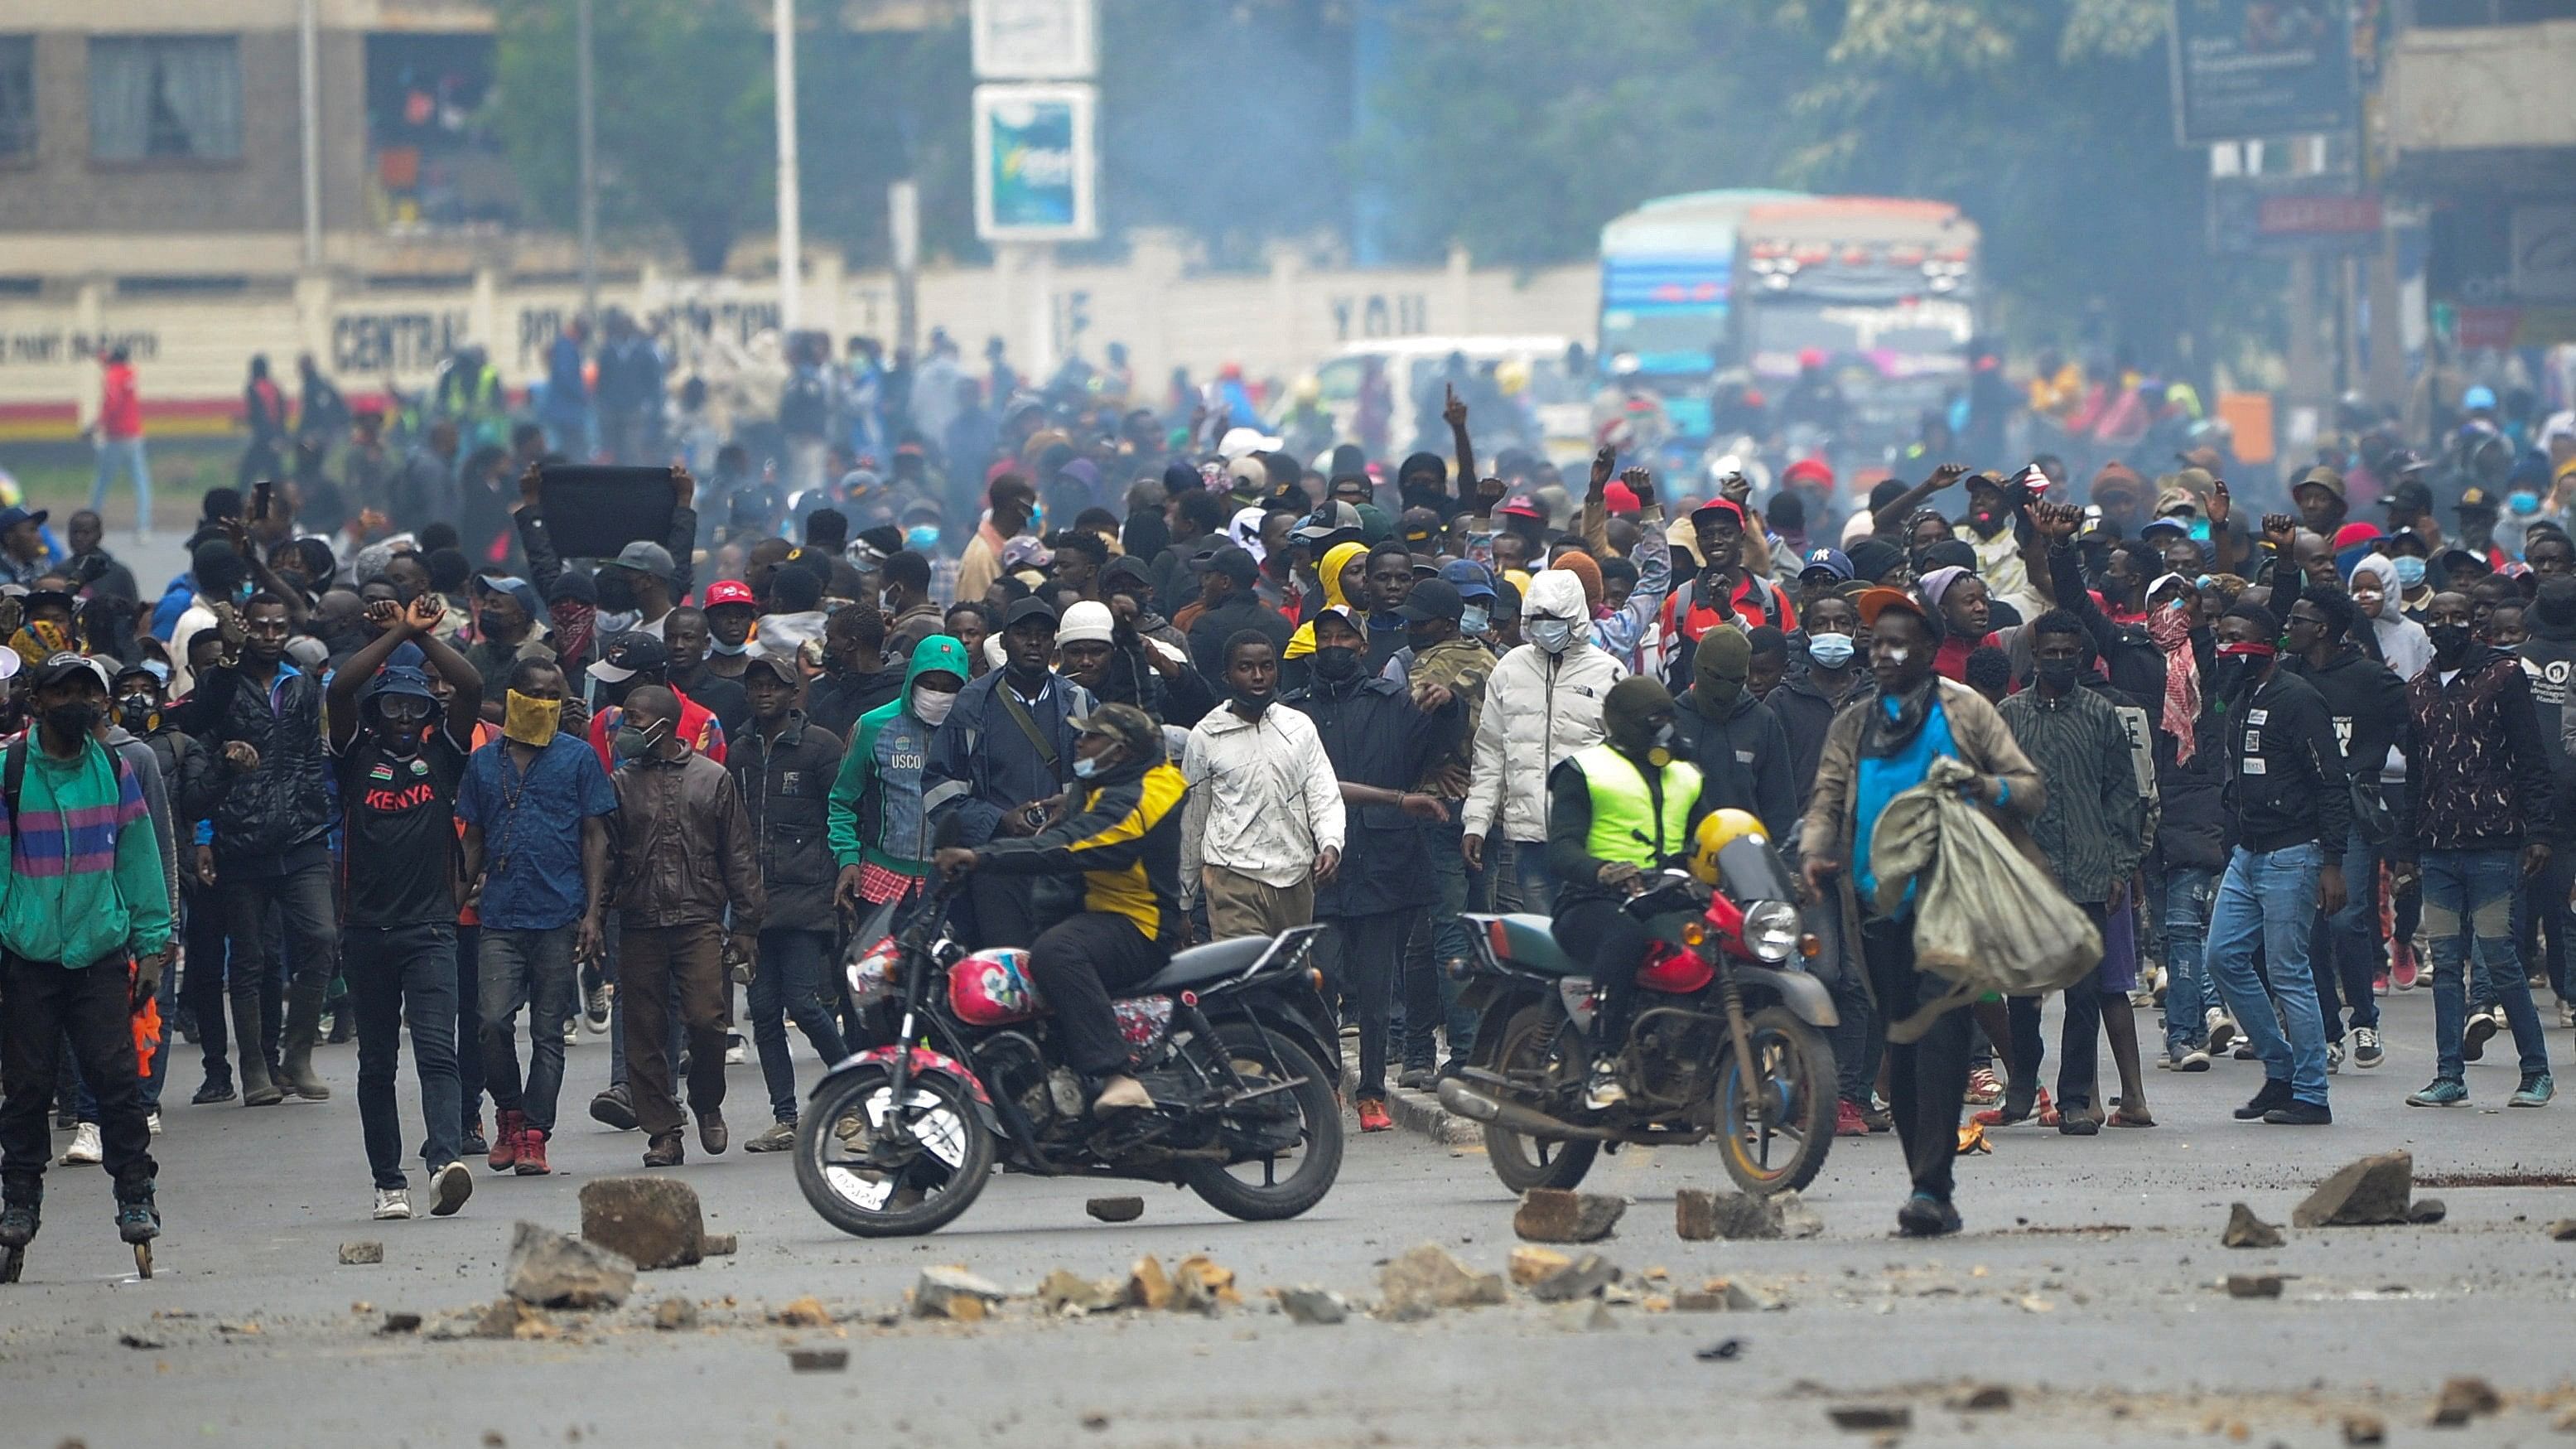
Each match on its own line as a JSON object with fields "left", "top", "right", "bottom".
{"left": 2108, "top": 1104, "right": 2156, "bottom": 1128}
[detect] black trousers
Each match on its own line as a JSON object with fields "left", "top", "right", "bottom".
{"left": 1319, "top": 908, "right": 1420, "bottom": 1100}
{"left": 967, "top": 869, "right": 1042, "bottom": 953}
{"left": 1551, "top": 896, "right": 1654, "bottom": 1061}
{"left": 2004, "top": 901, "right": 2110, "bottom": 1110}
{"left": 1, "top": 953, "right": 156, "bottom": 1197}
{"left": 1025, "top": 912, "right": 1166, "bottom": 1077}
{"left": 222, "top": 859, "right": 339, "bottom": 1064}
{"left": 1861, "top": 917, "right": 1971, "bottom": 1204}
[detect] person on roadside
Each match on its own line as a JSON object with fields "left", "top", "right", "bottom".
{"left": 1650, "top": 495, "right": 1794, "bottom": 688}
{"left": 1180, "top": 633, "right": 1343, "bottom": 944}
{"left": 1184, "top": 545, "right": 1290, "bottom": 685}
{"left": 699, "top": 580, "right": 761, "bottom": 683}
{"left": 728, "top": 652, "right": 852, "bottom": 1153}
{"left": 326, "top": 596, "right": 484, "bottom": 1220}
{"left": 1464, "top": 568, "right": 1623, "bottom": 911}
{"left": 880, "top": 549, "right": 947, "bottom": 660}
{"left": 2280, "top": 589, "right": 2403, "bottom": 1072}
{"left": 924, "top": 598, "right": 1094, "bottom": 950}
{"left": 1800, "top": 588, "right": 2043, "bottom": 1236}
{"left": 1387, "top": 577, "right": 1496, "bottom": 1083}
{"left": 606, "top": 685, "right": 763, "bottom": 1167}
{"left": 584, "top": 632, "right": 725, "bottom": 769}
{"left": 831, "top": 635, "right": 972, "bottom": 939}
{"left": 459, "top": 656, "right": 614, "bottom": 1178}
{"left": 2395, "top": 591, "right": 2556, "bottom": 1109}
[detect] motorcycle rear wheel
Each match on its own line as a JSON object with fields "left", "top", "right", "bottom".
{"left": 1181, "top": 1021, "right": 1343, "bottom": 1222}
{"left": 1712, "top": 1005, "right": 1836, "bottom": 1195}
{"left": 795, "top": 1066, "right": 994, "bottom": 1238}
{"left": 1481, "top": 1003, "right": 1599, "bottom": 1193}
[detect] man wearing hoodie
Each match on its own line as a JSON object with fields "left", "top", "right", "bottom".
{"left": 1670, "top": 624, "right": 1795, "bottom": 841}
{"left": 832, "top": 635, "right": 971, "bottom": 924}
{"left": 2282, "top": 590, "right": 2404, "bottom": 1071}
{"left": 2395, "top": 591, "right": 2556, "bottom": 1109}
{"left": 1464, "top": 568, "right": 1624, "bottom": 910}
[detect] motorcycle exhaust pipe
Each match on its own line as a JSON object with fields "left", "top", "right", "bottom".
{"left": 1436, "top": 1080, "right": 1617, "bottom": 1142}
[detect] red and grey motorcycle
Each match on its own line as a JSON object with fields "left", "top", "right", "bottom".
{"left": 794, "top": 881, "right": 1345, "bottom": 1237}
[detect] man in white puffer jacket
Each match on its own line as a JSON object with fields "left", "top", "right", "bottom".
{"left": 1462, "top": 568, "right": 1627, "bottom": 911}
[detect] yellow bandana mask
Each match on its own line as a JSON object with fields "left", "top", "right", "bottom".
{"left": 502, "top": 689, "right": 562, "bottom": 746}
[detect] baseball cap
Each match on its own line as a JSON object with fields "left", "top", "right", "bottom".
{"left": 1292, "top": 500, "right": 1363, "bottom": 546}
{"left": 702, "top": 579, "right": 757, "bottom": 611}
{"left": 2463, "top": 384, "right": 2498, "bottom": 411}
{"left": 1497, "top": 493, "right": 1545, "bottom": 519}
{"left": 2382, "top": 480, "right": 2435, "bottom": 515}
{"left": 29, "top": 650, "right": 109, "bottom": 692}
{"left": 2457, "top": 486, "right": 2498, "bottom": 515}
{"left": 2293, "top": 466, "right": 2347, "bottom": 501}
{"left": 1855, "top": 587, "right": 1927, "bottom": 629}
{"left": 609, "top": 540, "right": 677, "bottom": 581}
{"left": 0, "top": 505, "right": 51, "bottom": 536}
{"left": 586, "top": 631, "right": 669, "bottom": 684}
{"left": 359, "top": 664, "right": 437, "bottom": 705}
{"left": 1691, "top": 498, "right": 1748, "bottom": 529}
{"left": 1782, "top": 457, "right": 1835, "bottom": 490}
{"left": 1001, "top": 597, "right": 1060, "bottom": 631}
{"left": 1100, "top": 555, "right": 1154, "bottom": 596}
{"left": 1440, "top": 559, "right": 1497, "bottom": 602}
{"left": 2154, "top": 486, "right": 2199, "bottom": 517}
{"left": 1798, "top": 547, "right": 1854, "bottom": 582}
{"left": 475, "top": 573, "right": 543, "bottom": 621}
{"left": 1217, "top": 426, "right": 1281, "bottom": 461}
{"left": 1191, "top": 543, "right": 1259, "bottom": 587}
{"left": 739, "top": 651, "right": 801, "bottom": 688}
{"left": 2139, "top": 515, "right": 2189, "bottom": 541}
{"left": 1071, "top": 703, "right": 1159, "bottom": 754}
{"left": 1399, "top": 507, "right": 1440, "bottom": 548}
{"left": 1397, "top": 577, "right": 1465, "bottom": 625}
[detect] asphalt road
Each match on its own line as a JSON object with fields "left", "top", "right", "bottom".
{"left": 6, "top": 985, "right": 2576, "bottom": 1447}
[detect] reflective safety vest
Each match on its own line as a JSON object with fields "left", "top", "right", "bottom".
{"left": 1570, "top": 743, "right": 1700, "bottom": 869}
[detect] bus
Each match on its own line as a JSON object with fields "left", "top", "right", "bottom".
{"left": 1598, "top": 188, "right": 1809, "bottom": 441}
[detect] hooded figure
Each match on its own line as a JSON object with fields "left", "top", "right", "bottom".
{"left": 1672, "top": 622, "right": 1796, "bottom": 838}
{"left": 2348, "top": 553, "right": 2433, "bottom": 681}
{"left": 1282, "top": 540, "right": 1370, "bottom": 662}
{"left": 829, "top": 634, "right": 972, "bottom": 903}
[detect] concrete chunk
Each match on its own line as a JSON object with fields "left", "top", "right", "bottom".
{"left": 1515, "top": 1187, "right": 1623, "bottom": 1243}
{"left": 1378, "top": 1243, "right": 1508, "bottom": 1314}
{"left": 2291, "top": 1151, "right": 2414, "bottom": 1228}
{"left": 2221, "top": 1202, "right": 2285, "bottom": 1249}
{"left": 338, "top": 1241, "right": 384, "bottom": 1265}
{"left": 504, "top": 1221, "right": 635, "bottom": 1309}
{"left": 578, "top": 1177, "right": 704, "bottom": 1270}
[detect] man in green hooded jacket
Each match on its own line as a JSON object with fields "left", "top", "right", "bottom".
{"left": 830, "top": 635, "right": 972, "bottom": 920}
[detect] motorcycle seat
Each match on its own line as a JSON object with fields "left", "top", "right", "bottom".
{"left": 1460, "top": 913, "right": 1585, "bottom": 975}
{"left": 1128, "top": 935, "right": 1271, "bottom": 995}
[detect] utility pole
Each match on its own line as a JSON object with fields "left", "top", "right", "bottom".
{"left": 298, "top": 0, "right": 321, "bottom": 268}
{"left": 576, "top": 0, "right": 599, "bottom": 321}
{"left": 773, "top": 0, "right": 803, "bottom": 329}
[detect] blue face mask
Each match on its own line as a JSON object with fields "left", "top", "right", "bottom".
{"left": 2509, "top": 490, "right": 2541, "bottom": 516}
{"left": 2392, "top": 555, "right": 2428, "bottom": 587}
{"left": 906, "top": 524, "right": 941, "bottom": 552}
{"left": 1807, "top": 632, "right": 1855, "bottom": 669}
{"left": 1072, "top": 754, "right": 1101, "bottom": 780}
{"left": 1459, "top": 603, "right": 1490, "bottom": 635}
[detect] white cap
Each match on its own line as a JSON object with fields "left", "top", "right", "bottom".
{"left": 1218, "top": 426, "right": 1281, "bottom": 461}
{"left": 1056, "top": 600, "right": 1116, "bottom": 647}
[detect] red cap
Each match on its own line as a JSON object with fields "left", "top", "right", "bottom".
{"left": 1782, "top": 457, "right": 1835, "bottom": 490}
{"left": 1603, "top": 481, "right": 1641, "bottom": 515}
{"left": 2332, "top": 522, "right": 2385, "bottom": 551}
{"left": 1498, "top": 494, "right": 1545, "bottom": 519}
{"left": 703, "top": 579, "right": 756, "bottom": 609}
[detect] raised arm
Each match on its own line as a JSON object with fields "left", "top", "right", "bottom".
{"left": 1870, "top": 461, "right": 1968, "bottom": 539}
{"left": 1445, "top": 386, "right": 1476, "bottom": 510}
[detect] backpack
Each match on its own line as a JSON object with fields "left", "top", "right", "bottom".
{"left": 1656, "top": 574, "right": 1787, "bottom": 689}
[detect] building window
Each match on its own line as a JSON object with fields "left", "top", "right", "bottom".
{"left": 89, "top": 36, "right": 241, "bottom": 162}
{"left": 0, "top": 37, "right": 33, "bottom": 161}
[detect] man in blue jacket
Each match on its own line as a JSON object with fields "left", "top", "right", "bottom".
{"left": 924, "top": 598, "right": 1094, "bottom": 949}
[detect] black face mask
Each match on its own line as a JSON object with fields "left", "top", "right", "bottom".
{"left": 2035, "top": 658, "right": 2082, "bottom": 691}
{"left": 1228, "top": 685, "right": 1275, "bottom": 718}
{"left": 1311, "top": 645, "right": 1363, "bottom": 685}
{"left": 42, "top": 702, "right": 100, "bottom": 742}
{"left": 2210, "top": 657, "right": 2258, "bottom": 699}
{"left": 2429, "top": 621, "right": 2473, "bottom": 659}
{"left": 116, "top": 694, "right": 158, "bottom": 735}
{"left": 594, "top": 572, "right": 636, "bottom": 613}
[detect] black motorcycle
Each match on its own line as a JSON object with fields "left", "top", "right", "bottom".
{"left": 794, "top": 881, "right": 1346, "bottom": 1237}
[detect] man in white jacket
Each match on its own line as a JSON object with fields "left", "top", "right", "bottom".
{"left": 1181, "top": 632, "right": 1346, "bottom": 939}
{"left": 1463, "top": 568, "right": 1626, "bottom": 911}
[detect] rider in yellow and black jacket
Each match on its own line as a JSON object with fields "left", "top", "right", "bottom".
{"left": 935, "top": 703, "right": 1187, "bottom": 1113}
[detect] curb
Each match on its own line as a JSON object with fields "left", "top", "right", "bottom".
{"left": 1340, "top": 1055, "right": 1483, "bottom": 1145}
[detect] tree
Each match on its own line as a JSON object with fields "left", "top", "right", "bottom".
{"left": 492, "top": 0, "right": 777, "bottom": 274}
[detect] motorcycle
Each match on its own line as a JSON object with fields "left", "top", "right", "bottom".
{"left": 1439, "top": 813, "right": 1840, "bottom": 1196}
{"left": 794, "top": 881, "right": 1347, "bottom": 1238}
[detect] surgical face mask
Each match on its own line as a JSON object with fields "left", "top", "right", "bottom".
{"left": 911, "top": 685, "right": 958, "bottom": 727}
{"left": 906, "top": 524, "right": 941, "bottom": 552}
{"left": 2392, "top": 555, "right": 2428, "bottom": 588}
{"left": 613, "top": 717, "right": 670, "bottom": 761}
{"left": 1459, "top": 603, "right": 1490, "bottom": 635}
{"left": 503, "top": 689, "right": 562, "bottom": 746}
{"left": 708, "top": 636, "right": 749, "bottom": 656}
{"left": 1807, "top": 632, "right": 1855, "bottom": 669}
{"left": 2510, "top": 490, "right": 2541, "bottom": 516}
{"left": 41, "top": 701, "right": 99, "bottom": 741}
{"left": 1528, "top": 618, "right": 1578, "bottom": 654}
{"left": 1072, "top": 752, "right": 1102, "bottom": 780}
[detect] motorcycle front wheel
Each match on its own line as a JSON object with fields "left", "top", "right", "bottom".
{"left": 795, "top": 1065, "right": 995, "bottom": 1238}
{"left": 1180, "top": 1020, "right": 1343, "bottom": 1222}
{"left": 1480, "top": 1002, "right": 1599, "bottom": 1193}
{"left": 1711, "top": 1004, "right": 1836, "bottom": 1195}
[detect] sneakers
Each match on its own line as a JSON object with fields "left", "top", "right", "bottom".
{"left": 60, "top": 1122, "right": 101, "bottom": 1165}
{"left": 697, "top": 1108, "right": 729, "bottom": 1155}
{"left": 2559, "top": 1000, "right": 2576, "bottom": 1030}
{"left": 515, "top": 1129, "right": 552, "bottom": 1176}
{"left": 2352, "top": 1026, "right": 2383, "bottom": 1069}
{"left": 2391, "top": 945, "right": 2419, "bottom": 991}
{"left": 428, "top": 1161, "right": 473, "bottom": 1217}
{"left": 1835, "top": 1099, "right": 1870, "bottom": 1137}
{"left": 1896, "top": 1191, "right": 1962, "bottom": 1238}
{"left": 590, "top": 1085, "right": 639, "bottom": 1131}
{"left": 2326, "top": 1041, "right": 2344, "bottom": 1075}
{"left": 1397, "top": 1064, "right": 1435, "bottom": 1091}
{"left": 745, "top": 1120, "right": 798, "bottom": 1152}
{"left": 147, "top": 1111, "right": 161, "bottom": 1137}
{"left": 2262, "top": 1099, "right": 2332, "bottom": 1125}
{"left": 1582, "top": 1060, "right": 1627, "bottom": 1111}
{"left": 1860, "top": 1098, "right": 1893, "bottom": 1133}
{"left": 2175, "top": 1048, "right": 2212, "bottom": 1073}
{"left": 643, "top": 1132, "right": 685, "bottom": 1167}
{"left": 2205, "top": 1010, "right": 2237, "bottom": 1056}
{"left": 723, "top": 1034, "right": 748, "bottom": 1065}
{"left": 1356, "top": 1098, "right": 1394, "bottom": 1133}
{"left": 2058, "top": 1106, "right": 2100, "bottom": 1136}
{"left": 2511, "top": 1073, "right": 2555, "bottom": 1108}
{"left": 585, "top": 983, "right": 613, "bottom": 1033}
{"left": 2234, "top": 1078, "right": 2293, "bottom": 1120}
{"left": 1963, "top": 1067, "right": 2003, "bottom": 1106}
{"left": 2373, "top": 970, "right": 2390, "bottom": 997}
{"left": 373, "top": 1186, "right": 413, "bottom": 1220}
{"left": 460, "top": 1117, "right": 489, "bottom": 1157}
{"left": 562, "top": 1016, "right": 580, "bottom": 1044}
{"left": 488, "top": 1110, "right": 524, "bottom": 1172}
{"left": 191, "top": 1074, "right": 236, "bottom": 1105}
{"left": 1971, "top": 1085, "right": 2045, "bottom": 1128}
{"left": 2405, "top": 1078, "right": 2469, "bottom": 1108}
{"left": 2463, "top": 1007, "right": 2499, "bottom": 1062}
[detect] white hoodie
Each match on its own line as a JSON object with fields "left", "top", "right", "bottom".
{"left": 1464, "top": 569, "right": 1628, "bottom": 844}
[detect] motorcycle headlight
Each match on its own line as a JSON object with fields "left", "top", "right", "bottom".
{"left": 1744, "top": 901, "right": 1800, "bottom": 963}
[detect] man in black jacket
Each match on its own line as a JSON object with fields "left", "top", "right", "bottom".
{"left": 1186, "top": 546, "right": 1290, "bottom": 685}
{"left": 2282, "top": 589, "right": 2405, "bottom": 1070}
{"left": 170, "top": 592, "right": 340, "bottom": 1107}
{"left": 1671, "top": 623, "right": 1796, "bottom": 840}
{"left": 729, "top": 653, "right": 851, "bottom": 1152}
{"left": 2201, "top": 602, "right": 2349, "bottom": 1127}
{"left": 2521, "top": 579, "right": 2576, "bottom": 1021}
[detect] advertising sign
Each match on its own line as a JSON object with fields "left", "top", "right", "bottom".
{"left": 971, "top": 0, "right": 1096, "bottom": 80}
{"left": 972, "top": 84, "right": 1097, "bottom": 243}
{"left": 2168, "top": 0, "right": 2358, "bottom": 145}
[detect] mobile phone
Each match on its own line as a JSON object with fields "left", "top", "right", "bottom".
{"left": 252, "top": 479, "right": 273, "bottom": 520}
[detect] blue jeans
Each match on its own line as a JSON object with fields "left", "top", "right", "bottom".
{"left": 89, "top": 436, "right": 152, "bottom": 531}
{"left": 2159, "top": 864, "right": 2216, "bottom": 1058}
{"left": 476, "top": 925, "right": 578, "bottom": 1133}
{"left": 2317, "top": 830, "right": 2381, "bottom": 1036}
{"left": 346, "top": 923, "right": 462, "bottom": 1190}
{"left": 2423, "top": 848, "right": 2552, "bottom": 1083}
{"left": 1510, "top": 838, "right": 1554, "bottom": 915}
{"left": 2204, "top": 843, "right": 2331, "bottom": 1105}
{"left": 1404, "top": 817, "right": 1485, "bottom": 1066}
{"left": 749, "top": 929, "right": 849, "bottom": 1123}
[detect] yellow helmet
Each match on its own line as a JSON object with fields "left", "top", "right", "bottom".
{"left": 1495, "top": 358, "right": 1531, "bottom": 394}
{"left": 1690, "top": 808, "right": 1767, "bottom": 886}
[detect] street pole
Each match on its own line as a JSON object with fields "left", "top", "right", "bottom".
{"left": 298, "top": 0, "right": 321, "bottom": 268}
{"left": 773, "top": 0, "right": 803, "bottom": 331}
{"left": 890, "top": 178, "right": 919, "bottom": 359}
{"left": 576, "top": 0, "right": 598, "bottom": 321}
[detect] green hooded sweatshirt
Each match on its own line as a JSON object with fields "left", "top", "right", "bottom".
{"left": 828, "top": 634, "right": 972, "bottom": 874}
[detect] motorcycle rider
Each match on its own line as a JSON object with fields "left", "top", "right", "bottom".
{"left": 933, "top": 703, "right": 1188, "bottom": 1114}
{"left": 1547, "top": 676, "right": 1715, "bottom": 1109}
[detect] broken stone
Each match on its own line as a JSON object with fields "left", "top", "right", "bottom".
{"left": 504, "top": 1222, "right": 635, "bottom": 1309}
{"left": 1170, "top": 1254, "right": 1240, "bottom": 1314}
{"left": 2225, "top": 1273, "right": 2284, "bottom": 1299}
{"left": 2548, "top": 1218, "right": 2576, "bottom": 1241}
{"left": 1945, "top": 1383, "right": 2012, "bottom": 1412}
{"left": 1037, "top": 1269, "right": 1122, "bottom": 1316}
{"left": 2291, "top": 1150, "right": 2414, "bottom": 1229}
{"left": 699, "top": 1233, "right": 736, "bottom": 1257}
{"left": 771, "top": 1297, "right": 833, "bottom": 1328}
{"left": 1515, "top": 1187, "right": 1623, "bottom": 1244}
{"left": 1378, "top": 1243, "right": 1509, "bottom": 1314}
{"left": 2342, "top": 1412, "right": 2386, "bottom": 1445}
{"left": 118, "top": 1331, "right": 163, "bottom": 1350}
{"left": 1826, "top": 1404, "right": 1912, "bottom": 1432}
{"left": 378, "top": 1312, "right": 422, "bottom": 1335}
{"left": 339, "top": 1241, "right": 384, "bottom": 1266}
{"left": 1085, "top": 1195, "right": 1144, "bottom": 1223}
{"left": 578, "top": 1178, "right": 703, "bottom": 1271}
{"left": 1771, "top": 1190, "right": 1826, "bottom": 1239}
{"left": 1273, "top": 1287, "right": 1347, "bottom": 1325}
{"left": 2221, "top": 1202, "right": 2285, "bottom": 1249}
{"left": 2406, "top": 1197, "right": 2448, "bottom": 1224}
{"left": 914, "top": 1266, "right": 1008, "bottom": 1320}
{"left": 787, "top": 1347, "right": 850, "bottom": 1373}
{"left": 1508, "top": 1245, "right": 1572, "bottom": 1286}
{"left": 1126, "top": 1255, "right": 1173, "bottom": 1311}
{"left": 1528, "top": 1253, "right": 1622, "bottom": 1304}
{"left": 472, "top": 1297, "right": 547, "bottom": 1339}
{"left": 2429, "top": 1376, "right": 2501, "bottom": 1426}
{"left": 652, "top": 1297, "right": 698, "bottom": 1331}
{"left": 1676, "top": 1189, "right": 1718, "bottom": 1241}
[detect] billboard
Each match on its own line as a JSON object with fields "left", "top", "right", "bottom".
{"left": 972, "top": 84, "right": 1097, "bottom": 243}
{"left": 2168, "top": 0, "right": 2358, "bottom": 145}
{"left": 971, "top": 0, "right": 1097, "bottom": 80}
